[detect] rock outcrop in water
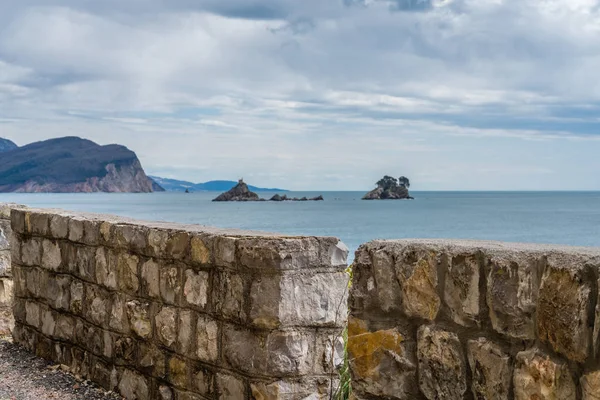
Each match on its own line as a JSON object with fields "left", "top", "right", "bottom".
{"left": 213, "top": 180, "right": 325, "bottom": 202}
{"left": 0, "top": 136, "right": 163, "bottom": 193}
{"left": 363, "top": 175, "right": 412, "bottom": 200}
{"left": 212, "top": 179, "right": 260, "bottom": 201}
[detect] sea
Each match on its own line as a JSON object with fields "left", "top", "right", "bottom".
{"left": 3, "top": 191, "right": 600, "bottom": 261}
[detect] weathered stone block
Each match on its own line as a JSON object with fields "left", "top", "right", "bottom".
{"left": 178, "top": 309, "right": 194, "bottom": 355}
{"left": 444, "top": 254, "right": 481, "bottom": 326}
{"left": 117, "top": 253, "right": 139, "bottom": 294}
{"left": 396, "top": 250, "right": 441, "bottom": 321}
{"left": 347, "top": 317, "right": 418, "bottom": 399}
{"left": 417, "top": 325, "right": 466, "bottom": 400}
{"left": 168, "top": 356, "right": 189, "bottom": 388}
{"left": 82, "top": 220, "right": 101, "bottom": 245}
{"left": 21, "top": 238, "right": 41, "bottom": 266}
{"left": 40, "top": 306, "right": 56, "bottom": 336}
{"left": 190, "top": 235, "right": 212, "bottom": 265}
{"left": 109, "top": 292, "right": 130, "bottom": 333}
{"left": 166, "top": 231, "right": 190, "bottom": 260}
{"left": 582, "top": 370, "right": 600, "bottom": 400}
{"left": 113, "top": 224, "right": 147, "bottom": 252}
{"left": 467, "top": 338, "right": 511, "bottom": 400}
{"left": 486, "top": 256, "right": 541, "bottom": 340}
{"left": 49, "top": 214, "right": 69, "bottom": 239}
{"left": 216, "top": 272, "right": 245, "bottom": 321}
{"left": 10, "top": 209, "right": 28, "bottom": 235}
{"left": 139, "top": 342, "right": 166, "bottom": 378}
{"left": 0, "top": 250, "right": 10, "bottom": 277}
{"left": 216, "top": 373, "right": 246, "bottom": 400}
{"left": 193, "top": 368, "right": 214, "bottom": 397}
{"left": 147, "top": 228, "right": 169, "bottom": 257}
{"left": 224, "top": 325, "right": 268, "bottom": 374}
{"left": 249, "top": 275, "right": 281, "bottom": 329}
{"left": 54, "top": 314, "right": 75, "bottom": 341}
{"left": 70, "top": 280, "right": 84, "bottom": 315}
{"left": 95, "top": 247, "right": 117, "bottom": 290}
{"left": 267, "top": 331, "right": 313, "bottom": 375}
{"left": 118, "top": 369, "right": 150, "bottom": 400}
{"left": 68, "top": 218, "right": 85, "bottom": 242}
{"left": 513, "top": 349, "right": 576, "bottom": 400}
{"left": 85, "top": 284, "right": 110, "bottom": 326}
{"left": 76, "top": 246, "right": 96, "bottom": 281}
{"left": 29, "top": 213, "right": 50, "bottom": 236}
{"left": 537, "top": 262, "right": 593, "bottom": 363}
{"left": 214, "top": 237, "right": 236, "bottom": 267}
{"left": 183, "top": 269, "right": 209, "bottom": 309}
{"left": 45, "top": 274, "right": 71, "bottom": 311}
{"left": 160, "top": 265, "right": 181, "bottom": 305}
{"left": 114, "top": 336, "right": 137, "bottom": 365}
{"left": 197, "top": 315, "right": 219, "bottom": 362}
{"left": 126, "top": 300, "right": 152, "bottom": 339}
{"left": 369, "top": 248, "right": 403, "bottom": 313}
{"left": 155, "top": 306, "right": 178, "bottom": 349}
{"left": 141, "top": 259, "right": 160, "bottom": 299}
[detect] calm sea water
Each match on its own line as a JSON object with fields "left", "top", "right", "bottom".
{"left": 2, "top": 191, "right": 600, "bottom": 259}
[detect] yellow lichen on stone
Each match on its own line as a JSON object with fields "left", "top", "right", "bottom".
{"left": 399, "top": 255, "right": 440, "bottom": 320}
{"left": 347, "top": 317, "right": 404, "bottom": 381}
{"left": 191, "top": 236, "right": 211, "bottom": 264}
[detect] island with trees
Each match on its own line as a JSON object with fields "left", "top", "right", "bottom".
{"left": 362, "top": 175, "right": 413, "bottom": 200}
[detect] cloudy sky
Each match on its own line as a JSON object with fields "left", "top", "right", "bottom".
{"left": 1, "top": 0, "right": 600, "bottom": 190}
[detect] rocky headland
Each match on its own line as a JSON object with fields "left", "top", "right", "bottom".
{"left": 363, "top": 175, "right": 413, "bottom": 200}
{"left": 213, "top": 180, "right": 324, "bottom": 202}
{"left": 0, "top": 136, "right": 163, "bottom": 193}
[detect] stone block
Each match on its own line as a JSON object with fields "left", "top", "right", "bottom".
{"left": 513, "top": 349, "right": 576, "bottom": 400}
{"left": 193, "top": 368, "right": 214, "bottom": 397}
{"left": 347, "top": 317, "right": 418, "bottom": 399}
{"left": 12, "top": 267, "right": 26, "bottom": 297}
{"left": 117, "top": 252, "right": 140, "bottom": 294}
{"left": 160, "top": 264, "right": 181, "bottom": 305}
{"left": 40, "top": 306, "right": 56, "bottom": 336}
{"left": 29, "top": 212, "right": 50, "bottom": 236}
{"left": 126, "top": 300, "right": 152, "bottom": 339}
{"left": 214, "top": 237, "right": 236, "bottom": 267}
{"left": 267, "top": 330, "right": 313, "bottom": 375}
{"left": 216, "top": 272, "right": 245, "bottom": 322}
{"left": 45, "top": 274, "right": 71, "bottom": 310}
{"left": 55, "top": 314, "right": 76, "bottom": 341}
{"left": 582, "top": 370, "right": 600, "bottom": 400}
{"left": 444, "top": 254, "right": 481, "bottom": 326}
{"left": 155, "top": 306, "right": 178, "bottom": 349}
{"left": 82, "top": 220, "right": 101, "bottom": 245}
{"left": 224, "top": 325, "right": 268, "bottom": 374}
{"left": 118, "top": 369, "right": 150, "bottom": 400}
{"left": 417, "top": 325, "right": 466, "bottom": 400}
{"left": 68, "top": 218, "right": 85, "bottom": 242}
{"left": 85, "top": 284, "right": 110, "bottom": 326}
{"left": 315, "top": 333, "right": 345, "bottom": 374}
{"left": 26, "top": 267, "right": 43, "bottom": 298}
{"left": 0, "top": 250, "right": 10, "bottom": 277}
{"left": 486, "top": 256, "right": 542, "bottom": 340}
{"left": 114, "top": 336, "right": 137, "bottom": 365}
{"left": 76, "top": 246, "right": 96, "bottom": 282}
{"left": 467, "top": 338, "right": 511, "bottom": 400}
{"left": 197, "top": 315, "right": 219, "bottom": 362}
{"left": 95, "top": 247, "right": 117, "bottom": 290}
{"left": 537, "top": 262, "right": 593, "bottom": 363}
{"left": 70, "top": 280, "right": 84, "bottom": 315}
{"left": 168, "top": 355, "right": 189, "bottom": 389}
{"left": 369, "top": 247, "right": 403, "bottom": 313}
{"left": 139, "top": 342, "right": 166, "bottom": 378}
{"left": 141, "top": 259, "right": 160, "bottom": 299}
{"left": 147, "top": 228, "right": 169, "bottom": 257}
{"left": 183, "top": 269, "right": 209, "bottom": 309}
{"left": 178, "top": 309, "right": 194, "bottom": 355}
{"left": 190, "top": 235, "right": 212, "bottom": 265}
{"left": 250, "top": 272, "right": 348, "bottom": 329}
{"left": 10, "top": 208, "right": 28, "bottom": 234}
{"left": 49, "top": 214, "right": 69, "bottom": 239}
{"left": 396, "top": 250, "right": 440, "bottom": 320}
{"left": 166, "top": 231, "right": 190, "bottom": 260}
{"left": 216, "top": 373, "right": 246, "bottom": 400}
{"left": 109, "top": 292, "right": 131, "bottom": 333}
{"left": 159, "top": 386, "right": 173, "bottom": 400}
{"left": 113, "top": 224, "right": 148, "bottom": 253}
{"left": 21, "top": 238, "right": 41, "bottom": 266}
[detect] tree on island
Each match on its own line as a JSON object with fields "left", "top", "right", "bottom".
{"left": 363, "top": 174, "right": 412, "bottom": 200}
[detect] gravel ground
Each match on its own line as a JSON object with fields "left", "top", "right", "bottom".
{"left": 0, "top": 337, "right": 122, "bottom": 400}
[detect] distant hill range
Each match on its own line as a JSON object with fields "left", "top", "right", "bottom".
{"left": 0, "top": 136, "right": 163, "bottom": 193}
{"left": 150, "top": 176, "right": 286, "bottom": 192}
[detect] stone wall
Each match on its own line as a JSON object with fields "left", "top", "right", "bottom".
{"left": 10, "top": 207, "right": 349, "bottom": 400}
{"left": 0, "top": 203, "right": 20, "bottom": 335}
{"left": 349, "top": 239, "right": 600, "bottom": 400}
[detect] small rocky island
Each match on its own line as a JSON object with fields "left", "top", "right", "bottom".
{"left": 213, "top": 179, "right": 324, "bottom": 202}
{"left": 363, "top": 175, "right": 413, "bottom": 200}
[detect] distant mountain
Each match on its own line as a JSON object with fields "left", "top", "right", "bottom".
{"left": 0, "top": 136, "right": 164, "bottom": 193}
{"left": 150, "top": 176, "right": 286, "bottom": 192}
{"left": 0, "top": 138, "right": 17, "bottom": 153}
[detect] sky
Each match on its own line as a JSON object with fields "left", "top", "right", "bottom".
{"left": 1, "top": 0, "right": 600, "bottom": 191}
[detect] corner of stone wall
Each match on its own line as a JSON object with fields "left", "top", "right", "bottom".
{"left": 348, "top": 239, "right": 600, "bottom": 399}
{"left": 9, "top": 207, "right": 350, "bottom": 400}
{"left": 0, "top": 203, "right": 26, "bottom": 336}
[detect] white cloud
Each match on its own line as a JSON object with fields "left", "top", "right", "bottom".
{"left": 0, "top": 0, "right": 599, "bottom": 190}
